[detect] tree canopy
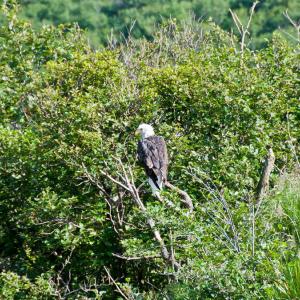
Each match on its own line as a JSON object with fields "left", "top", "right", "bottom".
{"left": 15, "top": 0, "right": 300, "bottom": 47}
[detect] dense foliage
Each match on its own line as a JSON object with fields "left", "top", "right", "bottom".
{"left": 0, "top": 3, "right": 299, "bottom": 299}
{"left": 11, "top": 0, "right": 300, "bottom": 48}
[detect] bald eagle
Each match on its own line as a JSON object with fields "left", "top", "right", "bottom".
{"left": 136, "top": 124, "right": 168, "bottom": 196}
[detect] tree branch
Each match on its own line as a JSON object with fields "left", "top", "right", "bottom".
{"left": 101, "top": 160, "right": 181, "bottom": 271}
{"left": 252, "top": 147, "right": 275, "bottom": 256}
{"left": 229, "top": 1, "right": 258, "bottom": 56}
{"left": 256, "top": 147, "right": 275, "bottom": 204}
{"left": 104, "top": 266, "right": 131, "bottom": 300}
{"left": 165, "top": 181, "right": 194, "bottom": 213}
{"left": 112, "top": 253, "right": 161, "bottom": 261}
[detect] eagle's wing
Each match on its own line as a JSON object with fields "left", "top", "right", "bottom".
{"left": 137, "top": 136, "right": 168, "bottom": 187}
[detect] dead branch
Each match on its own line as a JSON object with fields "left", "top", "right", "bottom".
{"left": 252, "top": 147, "right": 275, "bottom": 256}
{"left": 104, "top": 266, "right": 131, "bottom": 300}
{"left": 102, "top": 160, "right": 181, "bottom": 271}
{"left": 187, "top": 169, "right": 240, "bottom": 252}
{"left": 165, "top": 181, "right": 194, "bottom": 213}
{"left": 112, "top": 253, "right": 161, "bottom": 261}
{"left": 229, "top": 1, "right": 258, "bottom": 56}
{"left": 78, "top": 158, "right": 181, "bottom": 270}
{"left": 54, "top": 246, "right": 76, "bottom": 299}
{"left": 256, "top": 148, "right": 275, "bottom": 204}
{"left": 283, "top": 10, "right": 300, "bottom": 43}
{"left": 80, "top": 163, "right": 125, "bottom": 232}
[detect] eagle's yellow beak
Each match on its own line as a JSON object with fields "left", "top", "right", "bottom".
{"left": 135, "top": 129, "right": 141, "bottom": 136}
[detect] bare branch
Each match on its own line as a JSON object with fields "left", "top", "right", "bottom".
{"left": 188, "top": 170, "right": 240, "bottom": 252}
{"left": 80, "top": 162, "right": 125, "bottom": 232}
{"left": 104, "top": 266, "right": 131, "bottom": 300}
{"left": 112, "top": 253, "right": 161, "bottom": 261}
{"left": 100, "top": 169, "right": 132, "bottom": 192}
{"left": 100, "top": 159, "right": 181, "bottom": 271}
{"left": 283, "top": 10, "right": 300, "bottom": 43}
{"left": 256, "top": 148, "right": 275, "bottom": 205}
{"left": 284, "top": 10, "right": 299, "bottom": 29}
{"left": 165, "top": 181, "right": 194, "bottom": 213}
{"left": 229, "top": 9, "right": 242, "bottom": 35}
{"left": 246, "top": 2, "right": 259, "bottom": 33}
{"left": 252, "top": 148, "right": 275, "bottom": 256}
{"left": 229, "top": 1, "right": 258, "bottom": 55}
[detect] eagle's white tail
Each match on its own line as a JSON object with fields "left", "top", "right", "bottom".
{"left": 149, "top": 177, "right": 163, "bottom": 197}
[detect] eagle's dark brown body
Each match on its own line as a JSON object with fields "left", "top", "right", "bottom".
{"left": 137, "top": 136, "right": 168, "bottom": 189}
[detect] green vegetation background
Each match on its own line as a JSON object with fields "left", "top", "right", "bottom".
{"left": 0, "top": 1, "right": 300, "bottom": 299}
{"left": 15, "top": 0, "right": 300, "bottom": 48}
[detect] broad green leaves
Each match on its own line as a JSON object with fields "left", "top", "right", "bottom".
{"left": 0, "top": 7, "right": 299, "bottom": 299}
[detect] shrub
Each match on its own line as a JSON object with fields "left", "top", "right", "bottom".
{"left": 0, "top": 4, "right": 299, "bottom": 299}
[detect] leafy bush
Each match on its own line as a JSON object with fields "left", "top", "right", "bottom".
{"left": 0, "top": 271, "right": 54, "bottom": 300}
{"left": 0, "top": 4, "right": 299, "bottom": 299}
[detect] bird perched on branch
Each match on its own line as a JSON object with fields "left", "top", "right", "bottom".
{"left": 136, "top": 124, "right": 168, "bottom": 197}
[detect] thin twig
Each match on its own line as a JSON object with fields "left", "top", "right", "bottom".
{"left": 112, "top": 253, "right": 161, "bottom": 261}
{"left": 188, "top": 170, "right": 240, "bottom": 252}
{"left": 229, "top": 1, "right": 258, "bottom": 56}
{"left": 283, "top": 10, "right": 300, "bottom": 42}
{"left": 102, "top": 159, "right": 181, "bottom": 271}
{"left": 104, "top": 266, "right": 130, "bottom": 300}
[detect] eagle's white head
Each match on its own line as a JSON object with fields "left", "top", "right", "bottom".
{"left": 136, "top": 123, "right": 155, "bottom": 139}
